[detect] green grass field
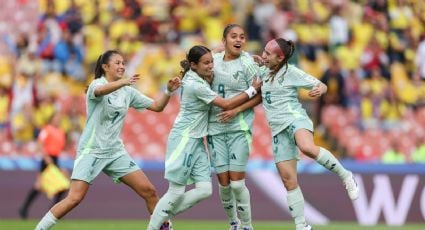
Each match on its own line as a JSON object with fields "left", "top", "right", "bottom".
{"left": 1, "top": 220, "right": 424, "bottom": 230}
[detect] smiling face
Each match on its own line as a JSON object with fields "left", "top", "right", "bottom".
{"left": 223, "top": 26, "right": 246, "bottom": 60}
{"left": 261, "top": 40, "right": 284, "bottom": 71}
{"left": 191, "top": 52, "right": 214, "bottom": 80}
{"left": 103, "top": 54, "right": 126, "bottom": 81}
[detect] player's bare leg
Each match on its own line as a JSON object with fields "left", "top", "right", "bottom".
{"left": 295, "top": 129, "right": 359, "bottom": 200}
{"left": 121, "top": 170, "right": 158, "bottom": 213}
{"left": 276, "top": 160, "right": 312, "bottom": 230}
{"left": 35, "top": 180, "right": 89, "bottom": 230}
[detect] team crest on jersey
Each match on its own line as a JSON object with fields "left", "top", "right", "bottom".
{"left": 232, "top": 71, "right": 244, "bottom": 80}
{"left": 278, "top": 76, "right": 285, "bottom": 84}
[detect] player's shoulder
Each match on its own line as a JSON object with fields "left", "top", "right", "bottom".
{"left": 183, "top": 71, "right": 207, "bottom": 87}
{"left": 240, "top": 51, "right": 255, "bottom": 62}
{"left": 90, "top": 77, "right": 107, "bottom": 87}
{"left": 213, "top": 51, "right": 225, "bottom": 60}
{"left": 286, "top": 64, "right": 305, "bottom": 75}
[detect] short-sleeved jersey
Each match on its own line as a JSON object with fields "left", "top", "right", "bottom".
{"left": 260, "top": 64, "right": 321, "bottom": 136}
{"left": 170, "top": 70, "right": 218, "bottom": 138}
{"left": 77, "top": 77, "right": 154, "bottom": 158}
{"left": 208, "top": 51, "right": 259, "bottom": 135}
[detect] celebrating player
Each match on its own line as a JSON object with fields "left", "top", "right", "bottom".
{"left": 35, "top": 50, "right": 180, "bottom": 230}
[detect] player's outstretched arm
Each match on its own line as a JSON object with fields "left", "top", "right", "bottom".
{"left": 94, "top": 74, "right": 140, "bottom": 97}
{"left": 148, "top": 76, "right": 181, "bottom": 112}
{"left": 308, "top": 82, "right": 327, "bottom": 98}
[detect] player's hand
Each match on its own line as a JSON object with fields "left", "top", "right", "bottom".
{"left": 251, "top": 76, "right": 262, "bottom": 92}
{"left": 217, "top": 109, "right": 237, "bottom": 123}
{"left": 308, "top": 85, "right": 322, "bottom": 98}
{"left": 252, "top": 55, "right": 264, "bottom": 66}
{"left": 123, "top": 74, "right": 140, "bottom": 86}
{"left": 167, "top": 76, "right": 181, "bottom": 93}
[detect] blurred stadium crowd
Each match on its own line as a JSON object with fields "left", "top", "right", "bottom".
{"left": 0, "top": 0, "right": 425, "bottom": 164}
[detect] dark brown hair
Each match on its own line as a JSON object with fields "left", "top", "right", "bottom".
{"left": 268, "top": 38, "right": 295, "bottom": 82}
{"left": 94, "top": 50, "right": 120, "bottom": 79}
{"left": 86, "top": 50, "right": 121, "bottom": 93}
{"left": 222, "top": 24, "right": 243, "bottom": 39}
{"left": 180, "top": 45, "right": 211, "bottom": 78}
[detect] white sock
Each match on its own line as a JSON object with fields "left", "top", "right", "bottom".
{"left": 230, "top": 179, "right": 252, "bottom": 227}
{"left": 287, "top": 187, "right": 306, "bottom": 228}
{"left": 316, "top": 147, "right": 350, "bottom": 180}
{"left": 147, "top": 182, "right": 185, "bottom": 230}
{"left": 172, "top": 181, "right": 212, "bottom": 216}
{"left": 219, "top": 184, "right": 238, "bottom": 223}
{"left": 35, "top": 211, "right": 57, "bottom": 230}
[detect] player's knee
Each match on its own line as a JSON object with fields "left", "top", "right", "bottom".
{"left": 298, "top": 144, "right": 317, "bottom": 157}
{"left": 197, "top": 182, "right": 212, "bottom": 199}
{"left": 166, "top": 182, "right": 185, "bottom": 202}
{"left": 282, "top": 178, "right": 298, "bottom": 190}
{"left": 297, "top": 143, "right": 310, "bottom": 154}
{"left": 229, "top": 179, "right": 246, "bottom": 194}
{"left": 141, "top": 184, "right": 158, "bottom": 199}
{"left": 65, "top": 193, "right": 84, "bottom": 207}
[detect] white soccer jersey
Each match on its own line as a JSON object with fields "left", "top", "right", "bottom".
{"left": 170, "top": 70, "right": 218, "bottom": 138}
{"left": 208, "top": 51, "right": 259, "bottom": 135}
{"left": 261, "top": 64, "right": 321, "bottom": 136}
{"left": 77, "top": 77, "right": 154, "bottom": 158}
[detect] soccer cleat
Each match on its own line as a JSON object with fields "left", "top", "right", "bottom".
{"left": 229, "top": 219, "right": 240, "bottom": 230}
{"left": 159, "top": 220, "right": 173, "bottom": 230}
{"left": 296, "top": 223, "right": 313, "bottom": 230}
{"left": 302, "top": 224, "right": 313, "bottom": 230}
{"left": 343, "top": 173, "right": 359, "bottom": 200}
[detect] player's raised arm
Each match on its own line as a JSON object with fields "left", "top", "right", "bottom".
{"left": 148, "top": 76, "right": 181, "bottom": 112}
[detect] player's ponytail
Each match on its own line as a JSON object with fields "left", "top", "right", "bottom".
{"left": 94, "top": 50, "right": 120, "bottom": 79}
{"left": 180, "top": 45, "right": 211, "bottom": 79}
{"left": 179, "top": 59, "right": 190, "bottom": 79}
{"left": 87, "top": 50, "right": 121, "bottom": 93}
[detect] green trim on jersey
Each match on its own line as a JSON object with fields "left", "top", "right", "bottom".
{"left": 165, "top": 129, "right": 190, "bottom": 167}
{"left": 244, "top": 129, "right": 252, "bottom": 153}
{"left": 238, "top": 112, "right": 249, "bottom": 132}
{"left": 287, "top": 103, "right": 304, "bottom": 119}
{"left": 75, "top": 127, "right": 97, "bottom": 166}
{"left": 81, "top": 127, "right": 97, "bottom": 155}
{"left": 240, "top": 52, "right": 258, "bottom": 77}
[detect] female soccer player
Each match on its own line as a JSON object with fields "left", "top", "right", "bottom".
{"left": 219, "top": 38, "right": 359, "bottom": 230}
{"left": 207, "top": 24, "right": 259, "bottom": 230}
{"left": 35, "top": 50, "right": 180, "bottom": 230}
{"left": 147, "top": 45, "right": 261, "bottom": 230}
